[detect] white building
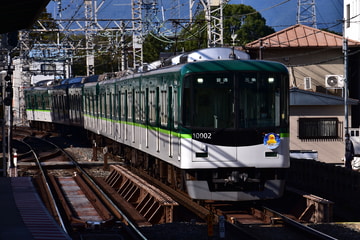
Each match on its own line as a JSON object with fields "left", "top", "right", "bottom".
{"left": 344, "top": 0, "right": 360, "bottom": 41}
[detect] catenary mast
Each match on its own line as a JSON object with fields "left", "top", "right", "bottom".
{"left": 297, "top": 0, "right": 317, "bottom": 28}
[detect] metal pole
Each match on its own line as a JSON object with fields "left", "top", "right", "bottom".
{"left": 1, "top": 118, "right": 5, "bottom": 177}
{"left": 6, "top": 51, "right": 13, "bottom": 170}
{"left": 1, "top": 78, "right": 6, "bottom": 176}
{"left": 343, "top": 38, "right": 348, "bottom": 137}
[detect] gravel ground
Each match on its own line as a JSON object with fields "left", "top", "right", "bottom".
{"left": 139, "top": 222, "right": 213, "bottom": 240}
{"left": 310, "top": 223, "right": 360, "bottom": 240}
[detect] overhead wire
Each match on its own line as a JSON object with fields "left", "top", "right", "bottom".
{"left": 43, "top": 0, "right": 349, "bottom": 63}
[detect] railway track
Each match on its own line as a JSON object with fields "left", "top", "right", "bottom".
{"left": 127, "top": 166, "right": 341, "bottom": 240}
{"left": 12, "top": 131, "right": 354, "bottom": 239}
{"left": 15, "top": 135, "right": 148, "bottom": 240}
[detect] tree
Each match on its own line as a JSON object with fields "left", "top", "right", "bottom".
{"left": 143, "top": 32, "right": 170, "bottom": 63}
{"left": 223, "top": 4, "right": 275, "bottom": 46}
{"left": 143, "top": 4, "right": 275, "bottom": 55}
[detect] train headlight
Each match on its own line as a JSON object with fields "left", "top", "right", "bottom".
{"left": 197, "top": 78, "right": 204, "bottom": 84}
{"left": 263, "top": 133, "right": 280, "bottom": 149}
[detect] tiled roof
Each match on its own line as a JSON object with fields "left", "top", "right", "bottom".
{"left": 245, "top": 24, "right": 360, "bottom": 49}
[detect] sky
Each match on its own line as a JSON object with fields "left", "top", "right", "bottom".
{"left": 47, "top": 0, "right": 343, "bottom": 34}
{"left": 230, "top": 0, "right": 343, "bottom": 33}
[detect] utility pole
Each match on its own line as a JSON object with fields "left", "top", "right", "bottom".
{"left": 1, "top": 31, "right": 17, "bottom": 176}
{"left": 343, "top": 16, "right": 349, "bottom": 138}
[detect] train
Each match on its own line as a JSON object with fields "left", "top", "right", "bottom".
{"left": 24, "top": 47, "right": 290, "bottom": 201}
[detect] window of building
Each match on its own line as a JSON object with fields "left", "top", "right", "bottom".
{"left": 299, "top": 118, "right": 341, "bottom": 140}
{"left": 41, "top": 64, "right": 56, "bottom": 75}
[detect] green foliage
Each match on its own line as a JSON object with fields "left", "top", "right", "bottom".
{"left": 31, "top": 10, "right": 59, "bottom": 43}
{"left": 223, "top": 4, "right": 274, "bottom": 46}
{"left": 143, "top": 33, "right": 170, "bottom": 63}
{"left": 143, "top": 4, "right": 275, "bottom": 57}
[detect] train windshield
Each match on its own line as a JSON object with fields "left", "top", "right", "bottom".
{"left": 182, "top": 71, "right": 288, "bottom": 129}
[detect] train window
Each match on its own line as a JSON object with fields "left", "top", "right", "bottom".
{"left": 135, "top": 89, "right": 140, "bottom": 122}
{"left": 84, "top": 94, "right": 88, "bottom": 114}
{"left": 44, "top": 94, "right": 50, "bottom": 110}
{"left": 113, "top": 92, "right": 118, "bottom": 120}
{"left": 41, "top": 95, "right": 45, "bottom": 110}
{"left": 145, "top": 88, "right": 149, "bottom": 124}
{"left": 117, "top": 90, "right": 121, "bottom": 121}
{"left": 93, "top": 91, "right": 97, "bottom": 117}
{"left": 36, "top": 95, "right": 42, "bottom": 109}
{"left": 160, "top": 89, "right": 168, "bottom": 126}
{"left": 173, "top": 88, "right": 178, "bottom": 129}
{"left": 128, "top": 89, "right": 134, "bottom": 122}
{"left": 140, "top": 90, "right": 146, "bottom": 123}
{"left": 238, "top": 72, "right": 281, "bottom": 128}
{"left": 183, "top": 71, "right": 286, "bottom": 130}
{"left": 121, "top": 91, "right": 126, "bottom": 121}
{"left": 106, "top": 91, "right": 111, "bottom": 119}
{"left": 149, "top": 89, "right": 156, "bottom": 124}
{"left": 89, "top": 93, "right": 93, "bottom": 116}
{"left": 183, "top": 73, "right": 234, "bottom": 129}
{"left": 102, "top": 91, "right": 105, "bottom": 118}
{"left": 88, "top": 93, "right": 92, "bottom": 115}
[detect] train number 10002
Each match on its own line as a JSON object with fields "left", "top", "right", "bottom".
{"left": 192, "top": 132, "right": 212, "bottom": 140}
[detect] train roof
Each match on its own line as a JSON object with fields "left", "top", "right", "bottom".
{"left": 60, "top": 77, "right": 84, "bottom": 85}
{"left": 83, "top": 48, "right": 287, "bottom": 87}
{"left": 23, "top": 86, "right": 49, "bottom": 92}
{"left": 181, "top": 59, "right": 288, "bottom": 74}
{"left": 83, "top": 75, "right": 100, "bottom": 83}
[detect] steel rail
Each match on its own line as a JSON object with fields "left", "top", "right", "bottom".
{"left": 52, "top": 141, "right": 149, "bottom": 240}
{"left": 263, "top": 207, "right": 338, "bottom": 240}
{"left": 21, "top": 140, "right": 69, "bottom": 234}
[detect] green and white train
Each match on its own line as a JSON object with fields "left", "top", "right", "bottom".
{"left": 25, "top": 47, "right": 290, "bottom": 201}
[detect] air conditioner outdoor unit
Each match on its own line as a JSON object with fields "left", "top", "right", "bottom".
{"left": 325, "top": 75, "right": 344, "bottom": 88}
{"left": 304, "top": 77, "right": 311, "bottom": 90}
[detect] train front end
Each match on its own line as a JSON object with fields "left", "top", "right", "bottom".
{"left": 179, "top": 60, "right": 289, "bottom": 201}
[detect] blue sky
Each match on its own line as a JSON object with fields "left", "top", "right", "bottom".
{"left": 47, "top": 0, "right": 343, "bottom": 33}
{"left": 230, "top": 0, "right": 343, "bottom": 33}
